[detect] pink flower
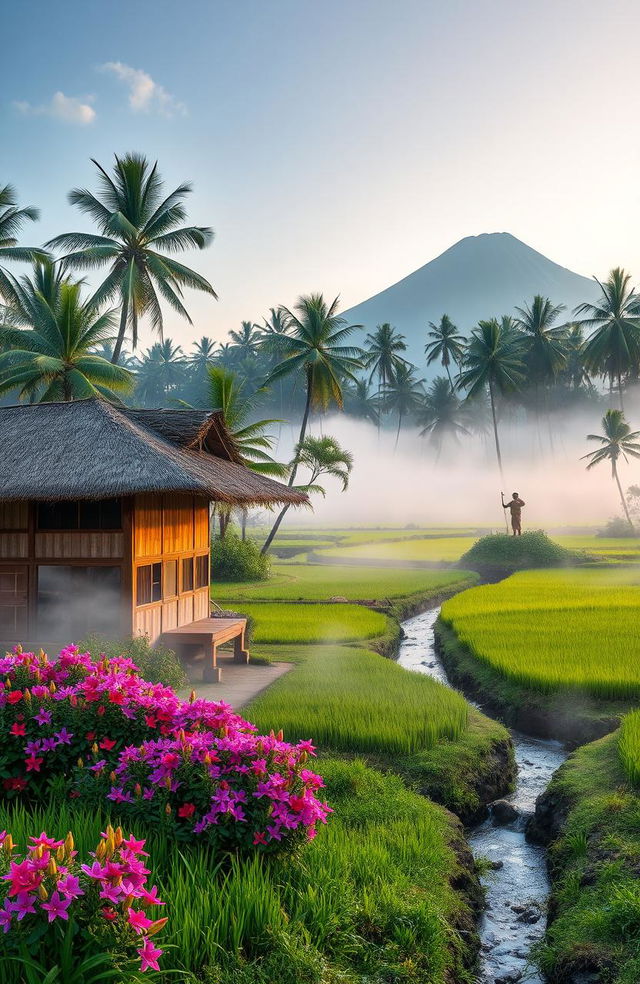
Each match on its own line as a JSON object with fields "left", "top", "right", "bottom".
{"left": 138, "top": 937, "right": 163, "bottom": 972}
{"left": 25, "top": 755, "right": 43, "bottom": 773}
{"left": 11, "top": 892, "right": 36, "bottom": 920}
{"left": 42, "top": 891, "right": 71, "bottom": 922}
{"left": 9, "top": 722, "right": 25, "bottom": 737}
{"left": 57, "top": 874, "right": 83, "bottom": 900}
{"left": 122, "top": 835, "right": 148, "bottom": 855}
{"left": 128, "top": 908, "right": 154, "bottom": 934}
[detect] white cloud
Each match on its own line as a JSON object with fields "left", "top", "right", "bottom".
{"left": 13, "top": 91, "right": 96, "bottom": 125}
{"left": 100, "top": 62, "right": 186, "bottom": 117}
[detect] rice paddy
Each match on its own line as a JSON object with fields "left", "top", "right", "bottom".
{"left": 212, "top": 563, "right": 477, "bottom": 602}
{"left": 320, "top": 535, "right": 481, "bottom": 563}
{"left": 247, "top": 643, "right": 469, "bottom": 756}
{"left": 554, "top": 535, "right": 640, "bottom": 561}
{"left": 216, "top": 601, "right": 390, "bottom": 644}
{"left": 441, "top": 568, "right": 640, "bottom": 699}
{"left": 619, "top": 710, "right": 640, "bottom": 786}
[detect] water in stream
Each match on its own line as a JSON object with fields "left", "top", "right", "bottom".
{"left": 398, "top": 608, "right": 568, "bottom": 984}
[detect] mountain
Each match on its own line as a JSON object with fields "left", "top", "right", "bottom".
{"left": 341, "top": 232, "right": 599, "bottom": 365}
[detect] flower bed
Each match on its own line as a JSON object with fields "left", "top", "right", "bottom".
{"left": 0, "top": 646, "right": 331, "bottom": 853}
{"left": 0, "top": 824, "right": 167, "bottom": 975}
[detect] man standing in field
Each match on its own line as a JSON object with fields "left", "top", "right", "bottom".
{"left": 502, "top": 491, "right": 525, "bottom": 536}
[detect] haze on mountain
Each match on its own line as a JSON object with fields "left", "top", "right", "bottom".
{"left": 342, "top": 232, "right": 600, "bottom": 365}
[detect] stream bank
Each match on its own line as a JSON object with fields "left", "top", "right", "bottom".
{"left": 398, "top": 607, "right": 569, "bottom": 984}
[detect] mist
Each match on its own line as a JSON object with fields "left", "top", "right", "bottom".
{"left": 275, "top": 400, "right": 635, "bottom": 530}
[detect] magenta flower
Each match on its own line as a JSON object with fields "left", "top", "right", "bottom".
{"left": 42, "top": 891, "right": 71, "bottom": 922}
{"left": 57, "top": 874, "right": 83, "bottom": 900}
{"left": 138, "top": 937, "right": 163, "bottom": 972}
{"left": 34, "top": 709, "right": 52, "bottom": 726}
{"left": 128, "top": 908, "right": 154, "bottom": 934}
{"left": 11, "top": 892, "right": 37, "bottom": 920}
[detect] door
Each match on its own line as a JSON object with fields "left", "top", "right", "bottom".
{"left": 0, "top": 566, "right": 29, "bottom": 641}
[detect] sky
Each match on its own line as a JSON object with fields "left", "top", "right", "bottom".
{"left": 3, "top": 0, "right": 640, "bottom": 354}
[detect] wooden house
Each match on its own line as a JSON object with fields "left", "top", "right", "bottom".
{"left": 0, "top": 399, "right": 305, "bottom": 677}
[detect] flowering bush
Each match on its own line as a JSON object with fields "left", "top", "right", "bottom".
{"left": 0, "top": 646, "right": 331, "bottom": 853}
{"left": 0, "top": 825, "right": 167, "bottom": 977}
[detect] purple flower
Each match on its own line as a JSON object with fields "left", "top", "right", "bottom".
{"left": 57, "top": 874, "right": 83, "bottom": 900}
{"left": 11, "top": 892, "right": 36, "bottom": 920}
{"left": 24, "top": 740, "right": 42, "bottom": 756}
{"left": 54, "top": 728, "right": 73, "bottom": 745}
{"left": 34, "top": 709, "right": 52, "bottom": 726}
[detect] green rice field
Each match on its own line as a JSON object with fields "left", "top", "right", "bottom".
{"left": 619, "top": 710, "right": 640, "bottom": 786}
{"left": 217, "top": 601, "right": 390, "bottom": 644}
{"left": 247, "top": 643, "right": 469, "bottom": 755}
{"left": 212, "top": 563, "right": 477, "bottom": 602}
{"left": 320, "top": 536, "right": 480, "bottom": 563}
{"left": 440, "top": 568, "right": 640, "bottom": 699}
{"left": 554, "top": 535, "right": 640, "bottom": 561}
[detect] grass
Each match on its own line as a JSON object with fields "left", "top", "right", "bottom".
{"left": 440, "top": 568, "right": 640, "bottom": 700}
{"left": 247, "top": 643, "right": 469, "bottom": 756}
{"left": 0, "top": 760, "right": 479, "bottom": 984}
{"left": 536, "top": 732, "right": 640, "bottom": 984}
{"left": 319, "top": 536, "right": 481, "bottom": 563}
{"left": 213, "top": 602, "right": 389, "bottom": 644}
{"left": 619, "top": 710, "right": 640, "bottom": 786}
{"left": 555, "top": 534, "right": 640, "bottom": 561}
{"left": 212, "top": 563, "right": 478, "bottom": 603}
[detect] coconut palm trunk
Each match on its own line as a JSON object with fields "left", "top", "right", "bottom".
{"left": 613, "top": 461, "right": 634, "bottom": 530}
{"left": 488, "top": 378, "right": 505, "bottom": 483}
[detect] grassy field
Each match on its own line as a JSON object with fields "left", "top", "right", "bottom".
{"left": 555, "top": 535, "right": 640, "bottom": 561}
{"left": 320, "top": 536, "right": 481, "bottom": 563}
{"left": 247, "top": 643, "right": 469, "bottom": 755}
{"left": 619, "top": 710, "right": 640, "bottom": 786}
{"left": 212, "top": 563, "right": 478, "bottom": 603}
{"left": 0, "top": 760, "right": 477, "bottom": 984}
{"left": 537, "top": 733, "right": 640, "bottom": 984}
{"left": 215, "top": 601, "right": 390, "bottom": 644}
{"left": 440, "top": 569, "right": 640, "bottom": 699}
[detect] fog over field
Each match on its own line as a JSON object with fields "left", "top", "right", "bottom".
{"left": 274, "top": 400, "right": 638, "bottom": 529}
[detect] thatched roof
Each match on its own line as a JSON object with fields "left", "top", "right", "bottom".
{"left": 0, "top": 399, "right": 307, "bottom": 506}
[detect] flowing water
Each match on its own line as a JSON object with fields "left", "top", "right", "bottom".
{"left": 398, "top": 608, "right": 568, "bottom": 984}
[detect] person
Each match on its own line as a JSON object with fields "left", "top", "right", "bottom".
{"left": 502, "top": 491, "right": 525, "bottom": 536}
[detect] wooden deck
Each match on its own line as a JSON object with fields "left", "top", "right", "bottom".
{"left": 162, "top": 617, "right": 248, "bottom": 683}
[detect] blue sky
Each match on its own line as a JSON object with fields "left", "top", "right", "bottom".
{"left": 3, "top": 0, "right": 640, "bottom": 352}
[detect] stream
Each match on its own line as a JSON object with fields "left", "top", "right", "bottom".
{"left": 398, "top": 608, "right": 568, "bottom": 984}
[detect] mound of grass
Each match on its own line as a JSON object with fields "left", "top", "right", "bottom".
{"left": 247, "top": 643, "right": 469, "bottom": 756}
{"left": 212, "top": 563, "right": 478, "bottom": 603}
{"left": 440, "top": 569, "right": 640, "bottom": 701}
{"left": 458, "top": 530, "right": 586, "bottom": 576}
{"left": 619, "top": 710, "right": 640, "bottom": 786}
{"left": 212, "top": 533, "right": 271, "bottom": 581}
{"left": 534, "top": 733, "right": 640, "bottom": 984}
{"left": 219, "top": 601, "right": 389, "bottom": 644}
{"left": 0, "top": 760, "right": 480, "bottom": 984}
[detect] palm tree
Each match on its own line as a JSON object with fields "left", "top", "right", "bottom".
{"left": 343, "top": 377, "right": 380, "bottom": 426}
{"left": 134, "top": 339, "right": 186, "bottom": 405}
{"left": 263, "top": 435, "right": 353, "bottom": 551}
{"left": 46, "top": 153, "right": 216, "bottom": 364}
{"left": 0, "top": 184, "right": 48, "bottom": 302}
{"left": 187, "top": 336, "right": 217, "bottom": 372}
{"left": 416, "top": 376, "right": 469, "bottom": 458}
{"left": 188, "top": 365, "right": 287, "bottom": 539}
{"left": 514, "top": 295, "right": 567, "bottom": 384}
{"left": 261, "top": 293, "right": 363, "bottom": 553}
{"left": 364, "top": 323, "right": 407, "bottom": 425}
{"left": 457, "top": 317, "right": 525, "bottom": 481}
{"left": 0, "top": 261, "right": 133, "bottom": 402}
{"left": 574, "top": 268, "right": 640, "bottom": 409}
{"left": 229, "top": 320, "right": 263, "bottom": 356}
{"left": 383, "top": 362, "right": 425, "bottom": 448}
{"left": 259, "top": 307, "right": 292, "bottom": 422}
{"left": 425, "top": 315, "right": 465, "bottom": 391}
{"left": 560, "top": 323, "right": 594, "bottom": 393}
{"left": 582, "top": 409, "right": 640, "bottom": 530}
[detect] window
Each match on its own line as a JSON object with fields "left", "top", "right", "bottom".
{"left": 195, "top": 554, "right": 208, "bottom": 589}
{"left": 137, "top": 563, "right": 162, "bottom": 606}
{"left": 182, "top": 557, "right": 194, "bottom": 592}
{"left": 37, "top": 499, "right": 122, "bottom": 531}
{"left": 163, "top": 560, "right": 177, "bottom": 599}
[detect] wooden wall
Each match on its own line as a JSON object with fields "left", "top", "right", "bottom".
{"left": 131, "top": 494, "right": 210, "bottom": 645}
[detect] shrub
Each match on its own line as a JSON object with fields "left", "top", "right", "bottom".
{"left": 80, "top": 634, "right": 188, "bottom": 690}
{"left": 212, "top": 533, "right": 271, "bottom": 581}
{"left": 0, "top": 824, "right": 168, "bottom": 978}
{"left": 0, "top": 646, "right": 330, "bottom": 853}
{"left": 458, "top": 530, "right": 586, "bottom": 576}
{"left": 597, "top": 516, "right": 638, "bottom": 538}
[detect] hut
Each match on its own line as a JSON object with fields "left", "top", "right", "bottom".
{"left": 0, "top": 399, "right": 305, "bottom": 678}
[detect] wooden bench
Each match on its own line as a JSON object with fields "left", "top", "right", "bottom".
{"left": 162, "top": 617, "right": 249, "bottom": 683}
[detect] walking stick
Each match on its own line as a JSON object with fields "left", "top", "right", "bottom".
{"left": 500, "top": 492, "right": 509, "bottom": 535}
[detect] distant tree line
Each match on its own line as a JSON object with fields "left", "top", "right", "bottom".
{"left": 3, "top": 154, "right": 640, "bottom": 537}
